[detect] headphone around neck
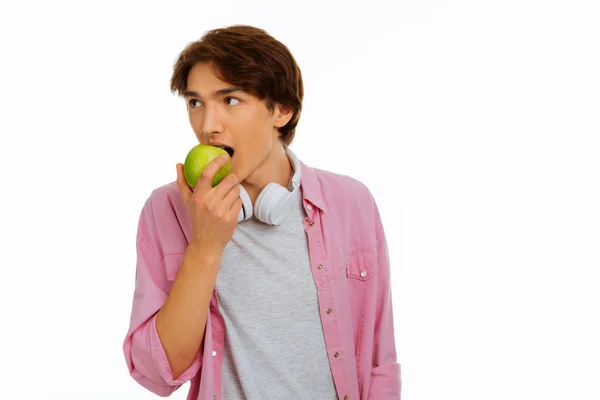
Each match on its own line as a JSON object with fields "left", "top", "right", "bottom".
{"left": 236, "top": 147, "right": 301, "bottom": 226}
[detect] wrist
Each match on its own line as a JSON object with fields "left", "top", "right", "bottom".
{"left": 187, "top": 241, "right": 223, "bottom": 262}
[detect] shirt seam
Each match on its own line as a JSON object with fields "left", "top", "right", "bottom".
{"left": 136, "top": 234, "right": 166, "bottom": 269}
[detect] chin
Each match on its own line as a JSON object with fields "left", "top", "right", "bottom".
{"left": 230, "top": 165, "right": 245, "bottom": 182}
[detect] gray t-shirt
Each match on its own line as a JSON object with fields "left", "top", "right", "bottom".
{"left": 215, "top": 185, "right": 338, "bottom": 399}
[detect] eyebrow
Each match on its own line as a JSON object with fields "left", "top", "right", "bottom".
{"left": 183, "top": 87, "right": 245, "bottom": 99}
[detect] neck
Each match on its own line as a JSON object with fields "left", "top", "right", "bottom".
{"left": 242, "top": 145, "right": 293, "bottom": 205}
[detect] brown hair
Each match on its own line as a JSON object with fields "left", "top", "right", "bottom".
{"left": 170, "top": 25, "right": 304, "bottom": 147}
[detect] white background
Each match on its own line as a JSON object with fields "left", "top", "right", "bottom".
{"left": 0, "top": 0, "right": 598, "bottom": 399}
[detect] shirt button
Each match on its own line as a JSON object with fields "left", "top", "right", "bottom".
{"left": 212, "top": 350, "right": 217, "bottom": 357}
{"left": 306, "top": 203, "right": 313, "bottom": 211}
{"left": 334, "top": 351, "right": 340, "bottom": 358}
{"left": 317, "top": 264, "right": 323, "bottom": 270}
{"left": 326, "top": 308, "right": 332, "bottom": 314}
{"left": 308, "top": 220, "right": 315, "bottom": 226}
{"left": 344, "top": 396, "right": 349, "bottom": 400}
{"left": 360, "top": 270, "right": 367, "bottom": 277}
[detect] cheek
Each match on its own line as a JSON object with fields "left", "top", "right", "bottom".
{"left": 188, "top": 112, "right": 203, "bottom": 128}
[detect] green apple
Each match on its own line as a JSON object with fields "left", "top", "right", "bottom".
{"left": 183, "top": 144, "right": 231, "bottom": 188}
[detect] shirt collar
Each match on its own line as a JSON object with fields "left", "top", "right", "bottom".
{"left": 298, "top": 158, "right": 328, "bottom": 213}
{"left": 284, "top": 146, "right": 327, "bottom": 213}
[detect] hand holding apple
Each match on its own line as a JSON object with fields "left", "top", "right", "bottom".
{"left": 176, "top": 144, "right": 242, "bottom": 253}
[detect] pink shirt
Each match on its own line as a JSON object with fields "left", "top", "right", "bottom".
{"left": 123, "top": 159, "right": 401, "bottom": 399}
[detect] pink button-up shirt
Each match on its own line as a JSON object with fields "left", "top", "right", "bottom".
{"left": 123, "top": 159, "right": 401, "bottom": 399}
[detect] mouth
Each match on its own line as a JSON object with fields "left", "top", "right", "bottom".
{"left": 212, "top": 145, "right": 234, "bottom": 158}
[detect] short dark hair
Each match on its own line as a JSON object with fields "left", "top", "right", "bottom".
{"left": 170, "top": 25, "right": 304, "bottom": 147}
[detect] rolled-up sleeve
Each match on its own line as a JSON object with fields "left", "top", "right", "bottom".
{"left": 369, "top": 203, "right": 402, "bottom": 399}
{"left": 123, "top": 201, "right": 203, "bottom": 396}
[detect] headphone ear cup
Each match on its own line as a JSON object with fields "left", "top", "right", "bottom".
{"left": 237, "top": 184, "right": 253, "bottom": 222}
{"left": 254, "top": 183, "right": 295, "bottom": 225}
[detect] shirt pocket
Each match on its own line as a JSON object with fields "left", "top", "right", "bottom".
{"left": 164, "top": 253, "right": 185, "bottom": 282}
{"left": 346, "top": 246, "right": 379, "bottom": 282}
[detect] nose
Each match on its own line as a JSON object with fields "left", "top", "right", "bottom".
{"left": 200, "top": 103, "right": 223, "bottom": 137}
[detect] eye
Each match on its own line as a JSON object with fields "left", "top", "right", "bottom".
{"left": 225, "top": 97, "right": 240, "bottom": 106}
{"left": 188, "top": 99, "right": 202, "bottom": 108}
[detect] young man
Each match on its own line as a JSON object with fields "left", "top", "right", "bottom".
{"left": 123, "top": 25, "right": 401, "bottom": 400}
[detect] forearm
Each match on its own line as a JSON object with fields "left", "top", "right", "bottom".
{"left": 155, "top": 242, "right": 221, "bottom": 379}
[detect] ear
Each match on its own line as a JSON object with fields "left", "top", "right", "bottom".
{"left": 273, "top": 104, "right": 293, "bottom": 128}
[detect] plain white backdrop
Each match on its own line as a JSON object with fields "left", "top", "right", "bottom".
{"left": 0, "top": 0, "right": 598, "bottom": 399}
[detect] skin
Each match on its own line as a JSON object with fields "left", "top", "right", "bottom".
{"left": 183, "top": 62, "right": 295, "bottom": 205}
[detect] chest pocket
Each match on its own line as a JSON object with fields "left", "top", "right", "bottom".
{"left": 346, "top": 245, "right": 379, "bottom": 282}
{"left": 164, "top": 253, "right": 185, "bottom": 282}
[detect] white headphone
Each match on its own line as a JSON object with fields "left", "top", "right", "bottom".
{"left": 237, "top": 146, "right": 301, "bottom": 225}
